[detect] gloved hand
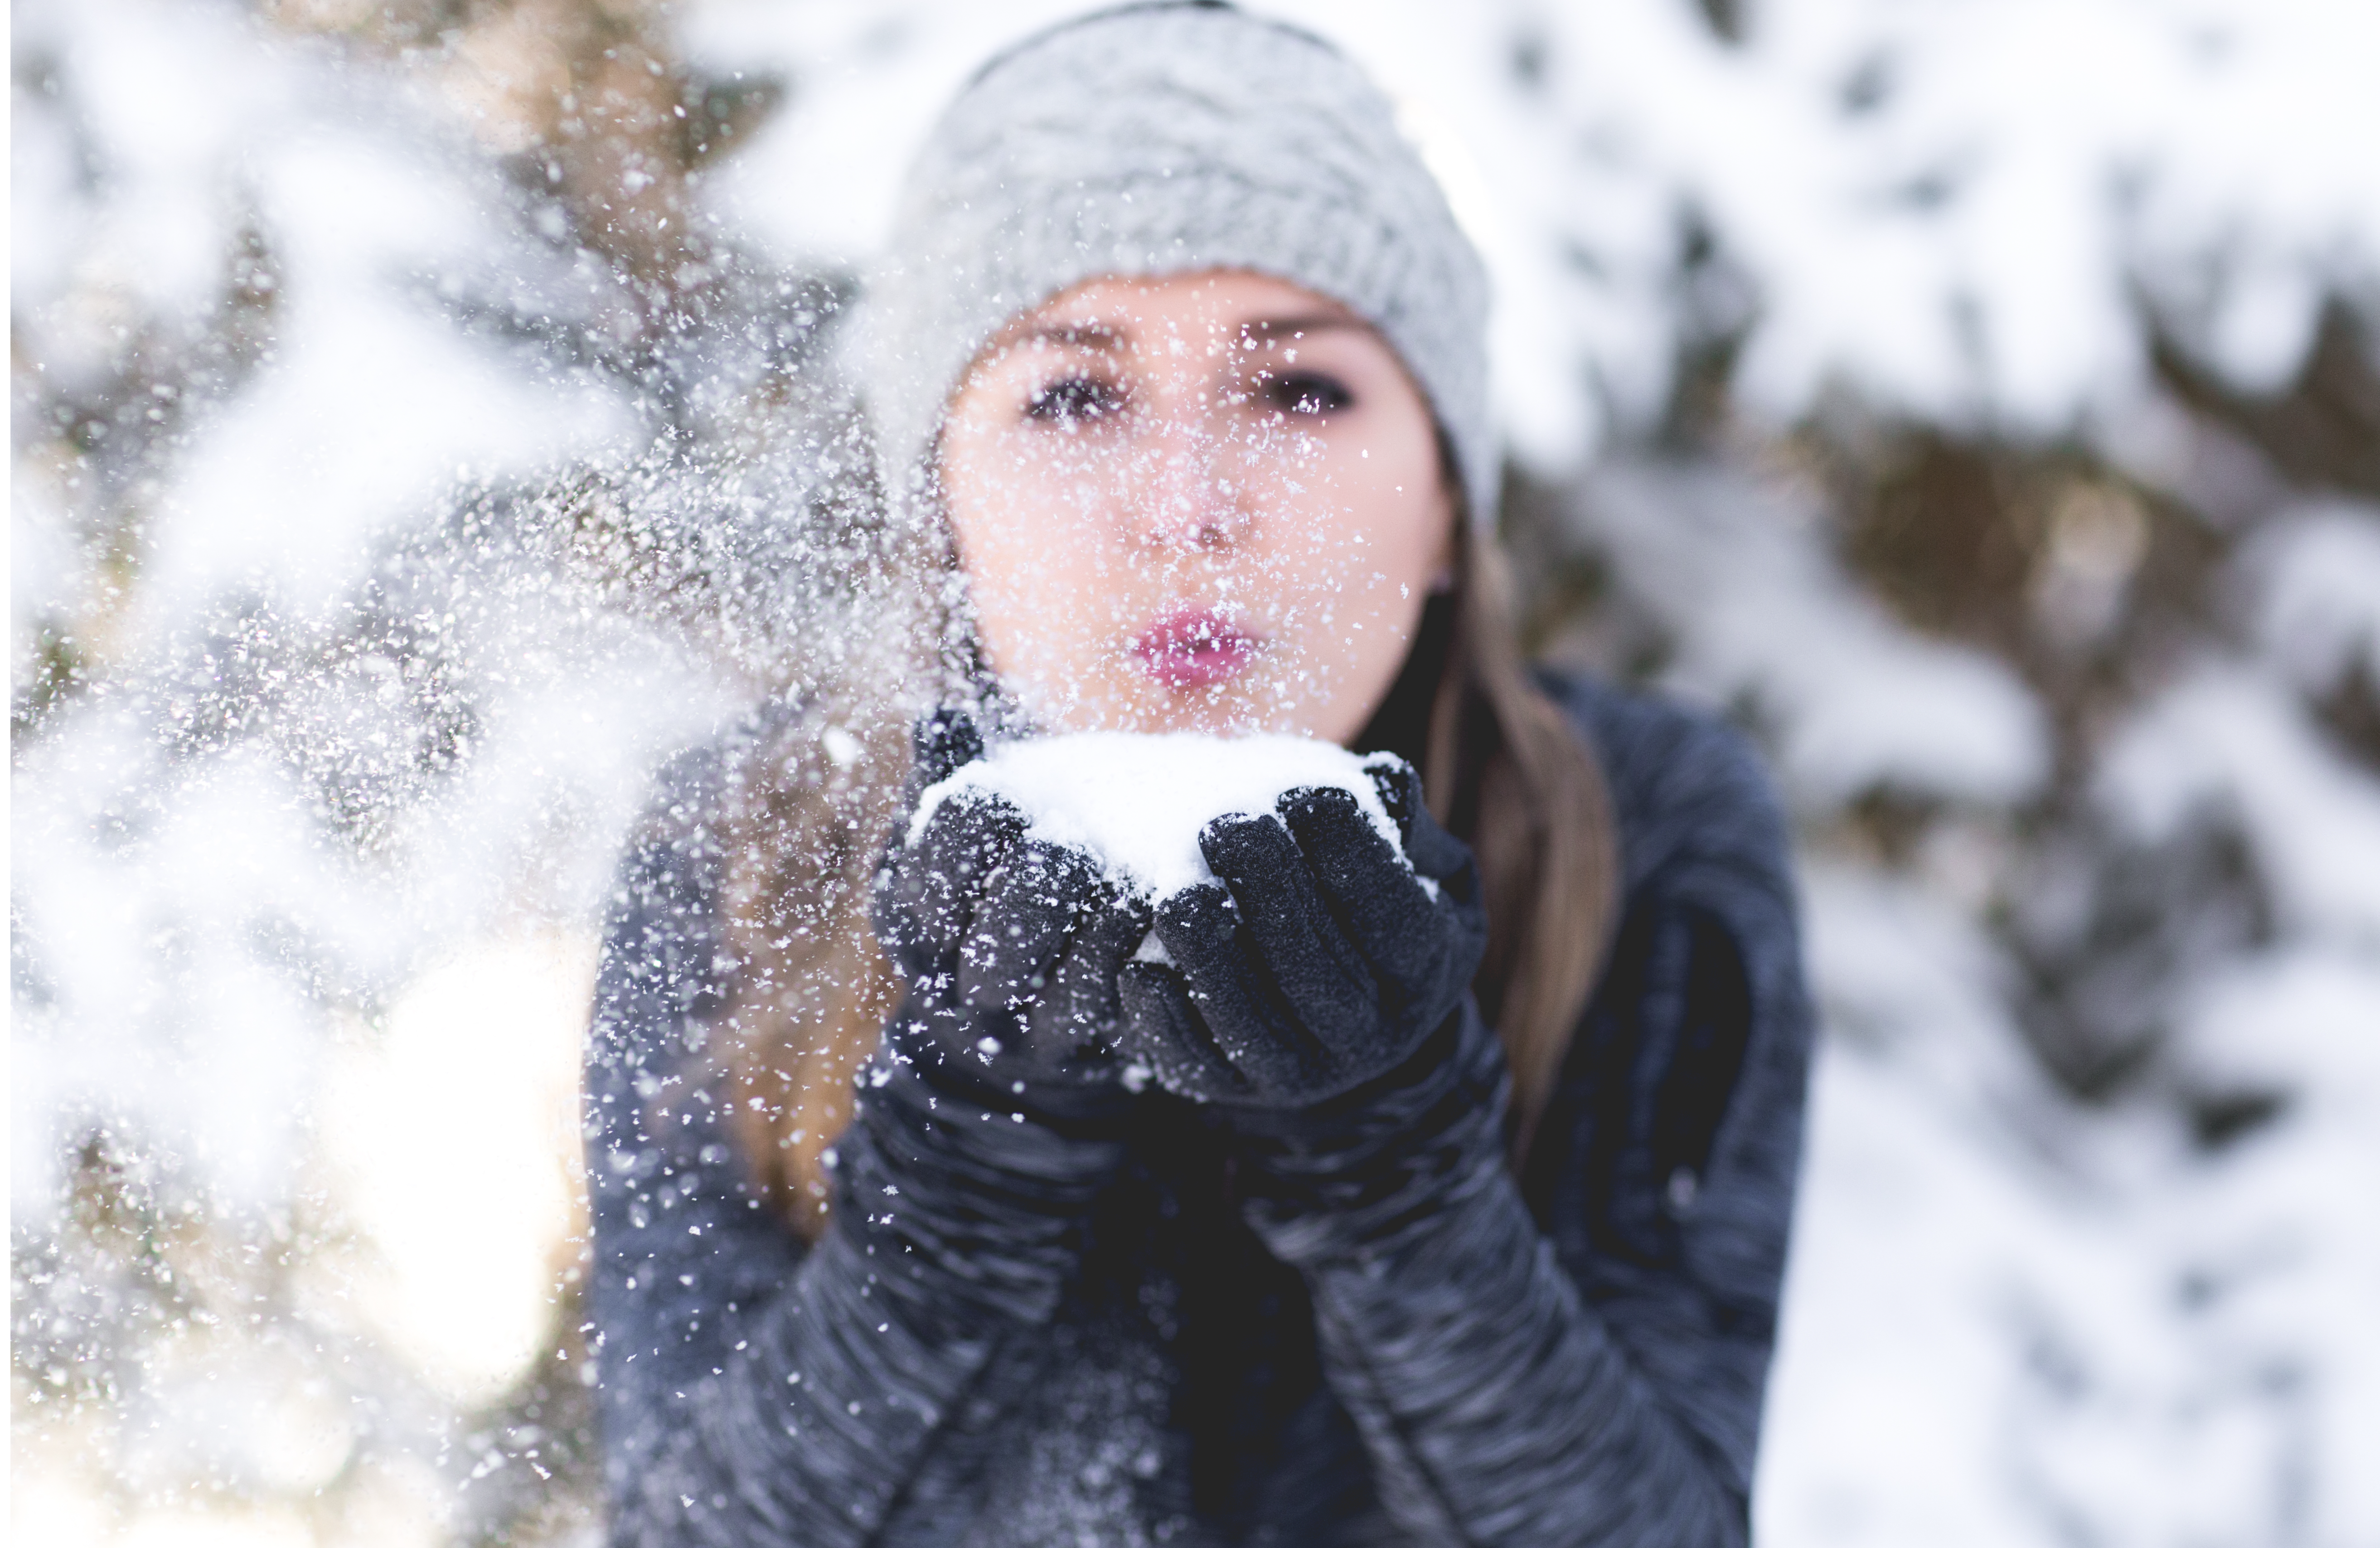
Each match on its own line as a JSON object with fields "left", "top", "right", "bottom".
{"left": 1114, "top": 759, "right": 1488, "bottom": 1113}
{"left": 839, "top": 710, "right": 1147, "bottom": 1329}
{"left": 872, "top": 713, "right": 1151, "bottom": 1125}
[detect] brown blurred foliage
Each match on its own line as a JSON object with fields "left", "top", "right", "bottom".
{"left": 272, "top": 0, "right": 772, "bottom": 297}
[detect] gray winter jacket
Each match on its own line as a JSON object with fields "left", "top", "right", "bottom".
{"left": 584, "top": 671, "right": 1812, "bottom": 1546}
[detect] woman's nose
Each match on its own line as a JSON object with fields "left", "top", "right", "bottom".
{"left": 1128, "top": 414, "right": 1249, "bottom": 553}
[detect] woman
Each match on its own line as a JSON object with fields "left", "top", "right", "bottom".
{"left": 586, "top": 6, "right": 1811, "bottom": 1544}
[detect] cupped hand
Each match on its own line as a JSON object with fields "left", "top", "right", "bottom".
{"left": 873, "top": 723, "right": 1151, "bottom": 1121}
{"left": 1114, "top": 760, "right": 1488, "bottom": 1111}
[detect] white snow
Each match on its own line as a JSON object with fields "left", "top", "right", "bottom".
{"left": 2098, "top": 664, "right": 2380, "bottom": 941}
{"left": 1576, "top": 458, "right": 2050, "bottom": 810}
{"left": 2247, "top": 498, "right": 2380, "bottom": 692}
{"left": 911, "top": 732, "right": 1406, "bottom": 899}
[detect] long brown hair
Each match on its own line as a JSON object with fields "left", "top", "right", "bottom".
{"left": 710, "top": 521, "right": 1618, "bottom": 1238}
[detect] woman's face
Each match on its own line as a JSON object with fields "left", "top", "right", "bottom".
{"left": 939, "top": 270, "right": 1456, "bottom": 745}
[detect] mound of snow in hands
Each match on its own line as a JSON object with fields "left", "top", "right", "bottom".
{"left": 911, "top": 732, "right": 1410, "bottom": 900}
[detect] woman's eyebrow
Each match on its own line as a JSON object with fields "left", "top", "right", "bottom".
{"left": 1240, "top": 315, "right": 1365, "bottom": 342}
{"left": 1023, "top": 322, "right": 1126, "bottom": 350}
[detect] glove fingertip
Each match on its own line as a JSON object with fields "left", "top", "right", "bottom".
{"left": 912, "top": 705, "right": 986, "bottom": 784}
{"left": 1153, "top": 880, "right": 1235, "bottom": 958}
{"left": 1362, "top": 757, "right": 1423, "bottom": 844}
{"left": 925, "top": 791, "right": 1028, "bottom": 882}
{"left": 1108, "top": 882, "right": 1156, "bottom": 937}
{"left": 1278, "top": 782, "right": 1392, "bottom": 864}
{"left": 1010, "top": 834, "right": 1101, "bottom": 910}
{"left": 1197, "top": 809, "right": 1299, "bottom": 889}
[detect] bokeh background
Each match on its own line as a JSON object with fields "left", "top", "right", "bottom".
{"left": 13, "top": 1, "right": 2380, "bottom": 1543}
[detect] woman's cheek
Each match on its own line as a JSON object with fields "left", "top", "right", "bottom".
{"left": 974, "top": 573, "right": 1128, "bottom": 726}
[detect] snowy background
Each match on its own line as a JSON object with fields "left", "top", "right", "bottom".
{"left": 12, "top": 1, "right": 2380, "bottom": 1543}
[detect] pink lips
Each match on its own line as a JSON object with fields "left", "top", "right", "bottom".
{"left": 1134, "top": 608, "right": 1260, "bottom": 690}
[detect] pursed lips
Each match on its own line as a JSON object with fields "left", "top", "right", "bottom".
{"left": 1132, "top": 608, "right": 1260, "bottom": 689}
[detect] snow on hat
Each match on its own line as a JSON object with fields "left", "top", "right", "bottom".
{"left": 864, "top": 0, "right": 1498, "bottom": 529}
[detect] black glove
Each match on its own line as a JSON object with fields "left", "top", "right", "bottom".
{"left": 824, "top": 712, "right": 1144, "bottom": 1333}
{"left": 1114, "top": 760, "right": 1488, "bottom": 1112}
{"left": 872, "top": 713, "right": 1152, "bottom": 1126}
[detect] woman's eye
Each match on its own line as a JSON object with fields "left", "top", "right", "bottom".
{"left": 1025, "top": 376, "right": 1123, "bottom": 425}
{"left": 1260, "top": 371, "right": 1354, "bottom": 416}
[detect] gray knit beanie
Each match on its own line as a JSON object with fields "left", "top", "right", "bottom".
{"left": 863, "top": 1, "right": 1498, "bottom": 529}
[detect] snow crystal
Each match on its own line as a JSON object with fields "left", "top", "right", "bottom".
{"left": 910, "top": 732, "right": 1406, "bottom": 899}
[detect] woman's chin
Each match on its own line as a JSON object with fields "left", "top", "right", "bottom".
{"left": 1127, "top": 684, "right": 1338, "bottom": 741}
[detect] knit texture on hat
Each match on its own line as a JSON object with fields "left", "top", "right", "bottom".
{"left": 863, "top": 1, "right": 1498, "bottom": 528}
